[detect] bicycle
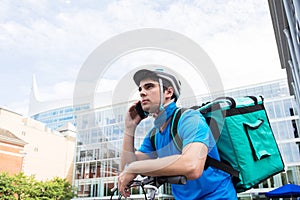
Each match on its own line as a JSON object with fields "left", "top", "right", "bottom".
{"left": 110, "top": 175, "right": 187, "bottom": 200}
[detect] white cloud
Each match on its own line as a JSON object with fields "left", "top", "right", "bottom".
{"left": 204, "top": 18, "right": 286, "bottom": 89}
{"left": 38, "top": 81, "right": 74, "bottom": 101}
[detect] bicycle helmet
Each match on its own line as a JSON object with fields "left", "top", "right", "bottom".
{"left": 133, "top": 68, "right": 181, "bottom": 102}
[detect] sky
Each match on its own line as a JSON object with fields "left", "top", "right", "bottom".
{"left": 0, "top": 0, "right": 287, "bottom": 116}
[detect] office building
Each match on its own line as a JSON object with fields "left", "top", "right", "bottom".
{"left": 28, "top": 75, "right": 90, "bottom": 131}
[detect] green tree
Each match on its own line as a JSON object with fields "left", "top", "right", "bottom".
{"left": 49, "top": 177, "right": 76, "bottom": 200}
{"left": 0, "top": 172, "right": 76, "bottom": 200}
{"left": 36, "top": 177, "right": 76, "bottom": 200}
{"left": 0, "top": 172, "right": 15, "bottom": 200}
{"left": 13, "top": 172, "right": 35, "bottom": 200}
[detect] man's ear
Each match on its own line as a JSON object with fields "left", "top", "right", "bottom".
{"left": 165, "top": 87, "right": 174, "bottom": 98}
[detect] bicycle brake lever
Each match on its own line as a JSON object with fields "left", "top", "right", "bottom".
{"left": 144, "top": 185, "right": 158, "bottom": 200}
{"left": 111, "top": 186, "right": 118, "bottom": 193}
{"left": 143, "top": 185, "right": 158, "bottom": 191}
{"left": 141, "top": 176, "right": 155, "bottom": 185}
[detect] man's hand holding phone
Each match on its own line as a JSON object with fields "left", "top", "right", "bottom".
{"left": 128, "top": 101, "right": 148, "bottom": 120}
{"left": 134, "top": 101, "right": 149, "bottom": 119}
{"left": 125, "top": 101, "right": 149, "bottom": 132}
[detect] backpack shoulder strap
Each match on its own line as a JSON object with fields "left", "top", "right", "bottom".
{"left": 170, "top": 108, "right": 187, "bottom": 152}
{"left": 150, "top": 108, "right": 185, "bottom": 151}
{"left": 150, "top": 127, "right": 157, "bottom": 150}
{"left": 205, "top": 156, "right": 239, "bottom": 178}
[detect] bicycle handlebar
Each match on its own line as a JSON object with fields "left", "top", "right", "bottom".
{"left": 156, "top": 175, "right": 187, "bottom": 185}
{"left": 110, "top": 175, "right": 187, "bottom": 200}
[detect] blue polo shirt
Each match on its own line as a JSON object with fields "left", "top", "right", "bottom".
{"left": 138, "top": 102, "right": 237, "bottom": 199}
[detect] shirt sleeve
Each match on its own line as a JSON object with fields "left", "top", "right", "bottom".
{"left": 137, "top": 128, "right": 158, "bottom": 159}
{"left": 177, "top": 109, "right": 214, "bottom": 150}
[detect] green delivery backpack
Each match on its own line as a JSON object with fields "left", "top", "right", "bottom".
{"left": 150, "top": 96, "right": 285, "bottom": 192}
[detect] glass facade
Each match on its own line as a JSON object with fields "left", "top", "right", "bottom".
{"left": 74, "top": 105, "right": 156, "bottom": 198}
{"left": 73, "top": 79, "right": 300, "bottom": 199}
{"left": 32, "top": 104, "right": 89, "bottom": 130}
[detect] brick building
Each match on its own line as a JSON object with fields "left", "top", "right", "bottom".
{"left": 0, "top": 128, "right": 26, "bottom": 175}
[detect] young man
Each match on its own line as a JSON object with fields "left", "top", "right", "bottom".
{"left": 118, "top": 68, "right": 237, "bottom": 199}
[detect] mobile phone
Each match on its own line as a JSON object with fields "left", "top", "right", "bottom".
{"left": 135, "top": 101, "right": 149, "bottom": 119}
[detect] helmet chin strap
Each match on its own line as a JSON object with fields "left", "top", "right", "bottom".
{"left": 158, "top": 78, "right": 164, "bottom": 111}
{"left": 153, "top": 78, "right": 167, "bottom": 128}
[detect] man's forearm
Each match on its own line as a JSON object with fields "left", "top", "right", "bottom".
{"left": 124, "top": 143, "right": 207, "bottom": 179}
{"left": 125, "top": 154, "right": 184, "bottom": 177}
